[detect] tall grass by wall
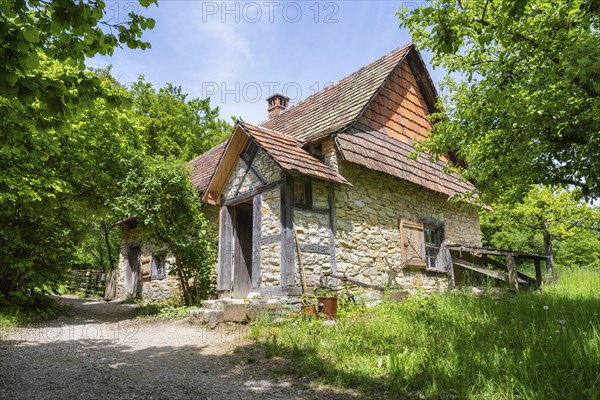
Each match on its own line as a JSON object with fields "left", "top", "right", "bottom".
{"left": 251, "top": 269, "right": 600, "bottom": 399}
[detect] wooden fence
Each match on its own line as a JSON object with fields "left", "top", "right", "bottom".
{"left": 66, "top": 270, "right": 106, "bottom": 297}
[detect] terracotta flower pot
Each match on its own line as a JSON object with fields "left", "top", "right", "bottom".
{"left": 318, "top": 296, "right": 337, "bottom": 320}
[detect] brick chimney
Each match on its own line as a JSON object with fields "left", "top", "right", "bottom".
{"left": 266, "top": 93, "right": 290, "bottom": 120}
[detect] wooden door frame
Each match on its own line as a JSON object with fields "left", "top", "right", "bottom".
{"left": 217, "top": 195, "right": 262, "bottom": 297}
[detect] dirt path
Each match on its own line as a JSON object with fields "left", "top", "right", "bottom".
{"left": 0, "top": 296, "right": 354, "bottom": 400}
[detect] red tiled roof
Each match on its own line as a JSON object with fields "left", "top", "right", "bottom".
{"left": 239, "top": 122, "right": 348, "bottom": 185}
{"left": 260, "top": 43, "right": 414, "bottom": 142}
{"left": 188, "top": 142, "right": 226, "bottom": 193}
{"left": 336, "top": 125, "right": 475, "bottom": 198}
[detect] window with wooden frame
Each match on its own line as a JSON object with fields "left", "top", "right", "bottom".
{"left": 424, "top": 225, "right": 443, "bottom": 270}
{"left": 400, "top": 218, "right": 445, "bottom": 270}
{"left": 293, "top": 181, "right": 312, "bottom": 208}
{"left": 151, "top": 253, "right": 167, "bottom": 280}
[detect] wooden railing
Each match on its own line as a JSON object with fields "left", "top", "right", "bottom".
{"left": 66, "top": 270, "right": 106, "bottom": 296}
{"left": 445, "top": 244, "right": 547, "bottom": 291}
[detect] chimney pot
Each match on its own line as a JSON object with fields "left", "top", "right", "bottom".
{"left": 266, "top": 92, "right": 290, "bottom": 120}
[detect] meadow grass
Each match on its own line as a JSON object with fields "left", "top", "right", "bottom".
{"left": 250, "top": 269, "right": 600, "bottom": 399}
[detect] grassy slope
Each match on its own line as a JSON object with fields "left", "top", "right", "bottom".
{"left": 251, "top": 269, "right": 600, "bottom": 399}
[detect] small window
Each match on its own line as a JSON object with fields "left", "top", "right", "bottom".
{"left": 151, "top": 254, "right": 166, "bottom": 280}
{"left": 308, "top": 145, "right": 324, "bottom": 161}
{"left": 424, "top": 226, "right": 442, "bottom": 269}
{"left": 293, "top": 181, "right": 312, "bottom": 207}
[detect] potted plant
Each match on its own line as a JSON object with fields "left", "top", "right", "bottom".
{"left": 315, "top": 288, "right": 338, "bottom": 320}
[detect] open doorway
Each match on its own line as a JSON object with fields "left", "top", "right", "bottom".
{"left": 232, "top": 202, "right": 253, "bottom": 298}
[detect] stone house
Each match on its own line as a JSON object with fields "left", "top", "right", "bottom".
{"left": 117, "top": 43, "right": 482, "bottom": 301}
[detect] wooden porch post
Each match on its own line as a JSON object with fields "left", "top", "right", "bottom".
{"left": 534, "top": 259, "right": 543, "bottom": 289}
{"left": 506, "top": 253, "right": 519, "bottom": 292}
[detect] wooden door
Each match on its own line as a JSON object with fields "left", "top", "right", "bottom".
{"left": 233, "top": 203, "right": 253, "bottom": 298}
{"left": 126, "top": 245, "right": 141, "bottom": 297}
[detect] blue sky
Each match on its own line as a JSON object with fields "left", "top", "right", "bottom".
{"left": 92, "top": 1, "right": 444, "bottom": 124}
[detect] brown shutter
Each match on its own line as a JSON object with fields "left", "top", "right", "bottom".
{"left": 141, "top": 255, "right": 152, "bottom": 278}
{"left": 400, "top": 219, "right": 426, "bottom": 267}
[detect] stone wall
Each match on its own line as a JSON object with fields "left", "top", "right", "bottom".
{"left": 259, "top": 187, "right": 282, "bottom": 287}
{"left": 222, "top": 148, "right": 282, "bottom": 200}
{"left": 333, "top": 160, "right": 482, "bottom": 293}
{"left": 293, "top": 180, "right": 332, "bottom": 287}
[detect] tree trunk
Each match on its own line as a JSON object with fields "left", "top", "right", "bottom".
{"left": 175, "top": 259, "right": 192, "bottom": 306}
{"left": 103, "top": 222, "right": 117, "bottom": 271}
{"left": 543, "top": 220, "right": 554, "bottom": 275}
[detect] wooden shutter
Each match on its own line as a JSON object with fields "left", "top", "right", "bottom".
{"left": 141, "top": 255, "right": 152, "bottom": 278}
{"left": 400, "top": 219, "right": 426, "bottom": 267}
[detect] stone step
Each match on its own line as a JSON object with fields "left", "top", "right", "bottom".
{"left": 192, "top": 298, "right": 284, "bottom": 326}
{"left": 201, "top": 300, "right": 223, "bottom": 310}
{"left": 189, "top": 309, "right": 224, "bottom": 327}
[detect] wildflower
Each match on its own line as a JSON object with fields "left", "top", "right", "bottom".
{"left": 555, "top": 330, "right": 560, "bottom": 333}
{"left": 543, "top": 305, "right": 549, "bottom": 310}
{"left": 558, "top": 320, "right": 566, "bottom": 325}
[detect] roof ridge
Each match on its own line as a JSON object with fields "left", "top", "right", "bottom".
{"left": 258, "top": 42, "right": 414, "bottom": 128}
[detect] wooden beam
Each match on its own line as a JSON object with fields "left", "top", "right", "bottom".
{"left": 223, "top": 178, "right": 285, "bottom": 206}
{"left": 251, "top": 194, "right": 262, "bottom": 289}
{"left": 217, "top": 207, "right": 233, "bottom": 291}
{"left": 506, "top": 254, "right": 519, "bottom": 292}
{"left": 327, "top": 182, "right": 337, "bottom": 278}
{"left": 453, "top": 259, "right": 529, "bottom": 285}
{"left": 534, "top": 259, "right": 543, "bottom": 289}
{"left": 299, "top": 243, "right": 330, "bottom": 255}
{"left": 482, "top": 255, "right": 536, "bottom": 286}
{"left": 294, "top": 229, "right": 308, "bottom": 295}
{"left": 446, "top": 244, "right": 547, "bottom": 261}
{"left": 453, "top": 260, "right": 512, "bottom": 283}
{"left": 280, "top": 179, "right": 295, "bottom": 287}
{"left": 261, "top": 234, "right": 280, "bottom": 245}
{"left": 292, "top": 205, "right": 330, "bottom": 214}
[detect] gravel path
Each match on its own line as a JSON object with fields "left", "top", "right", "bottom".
{"left": 0, "top": 296, "right": 356, "bottom": 400}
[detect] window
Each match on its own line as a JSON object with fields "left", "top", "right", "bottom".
{"left": 293, "top": 181, "right": 312, "bottom": 207}
{"left": 400, "top": 218, "right": 445, "bottom": 269}
{"left": 424, "top": 226, "right": 442, "bottom": 269}
{"left": 151, "top": 254, "right": 166, "bottom": 280}
{"left": 308, "top": 144, "right": 324, "bottom": 161}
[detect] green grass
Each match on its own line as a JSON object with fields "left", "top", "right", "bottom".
{"left": 136, "top": 299, "right": 199, "bottom": 320}
{"left": 0, "top": 293, "right": 67, "bottom": 328}
{"left": 250, "top": 269, "right": 600, "bottom": 399}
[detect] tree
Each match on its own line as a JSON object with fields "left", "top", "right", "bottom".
{"left": 481, "top": 186, "right": 600, "bottom": 273}
{"left": 113, "top": 157, "right": 218, "bottom": 305}
{"left": 398, "top": 0, "right": 600, "bottom": 201}
{"left": 0, "top": 64, "right": 142, "bottom": 300}
{"left": 0, "top": 1, "right": 155, "bottom": 302}
{"left": 130, "top": 77, "right": 231, "bottom": 161}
